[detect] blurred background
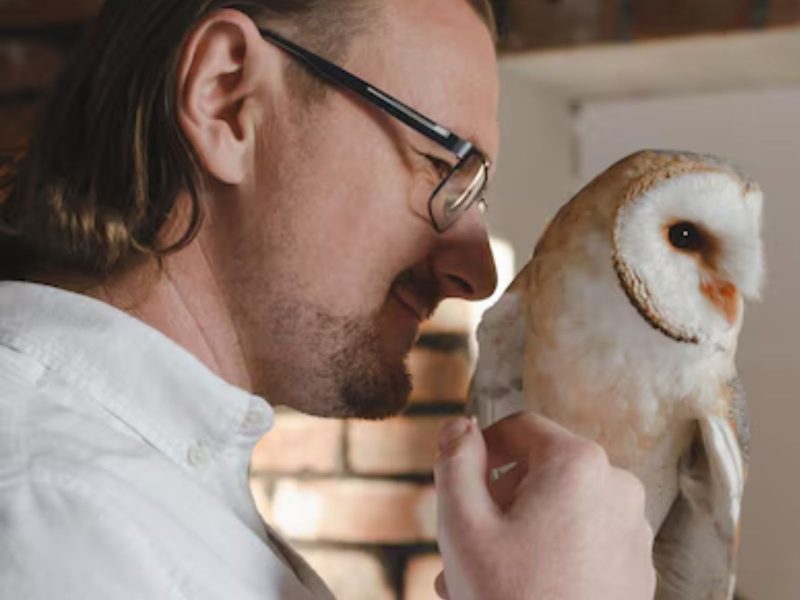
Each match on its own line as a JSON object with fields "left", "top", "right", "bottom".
{"left": 2, "top": 1, "right": 799, "bottom": 598}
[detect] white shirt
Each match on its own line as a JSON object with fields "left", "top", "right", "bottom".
{"left": 0, "top": 282, "right": 332, "bottom": 600}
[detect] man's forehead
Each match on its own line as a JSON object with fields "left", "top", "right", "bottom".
{"left": 354, "top": 0, "right": 500, "bottom": 161}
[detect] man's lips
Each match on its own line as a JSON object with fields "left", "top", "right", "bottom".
{"left": 392, "top": 281, "right": 431, "bottom": 322}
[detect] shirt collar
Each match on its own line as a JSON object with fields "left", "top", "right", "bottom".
{"left": 0, "top": 281, "right": 274, "bottom": 470}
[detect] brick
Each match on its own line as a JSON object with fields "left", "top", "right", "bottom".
{"left": 768, "top": 0, "right": 800, "bottom": 26}
{"left": 404, "top": 553, "right": 444, "bottom": 600}
{"left": 0, "top": 101, "right": 40, "bottom": 153}
{"left": 347, "top": 416, "right": 448, "bottom": 475}
{"left": 0, "top": 41, "right": 64, "bottom": 96}
{"left": 0, "top": 0, "right": 102, "bottom": 27}
{"left": 629, "top": 0, "right": 753, "bottom": 39}
{"left": 408, "top": 347, "right": 471, "bottom": 404}
{"left": 499, "top": 0, "right": 619, "bottom": 53}
{"left": 271, "top": 479, "right": 437, "bottom": 544}
{"left": 250, "top": 411, "right": 344, "bottom": 474}
{"left": 297, "top": 548, "right": 393, "bottom": 600}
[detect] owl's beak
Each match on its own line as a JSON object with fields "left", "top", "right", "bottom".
{"left": 700, "top": 277, "right": 740, "bottom": 325}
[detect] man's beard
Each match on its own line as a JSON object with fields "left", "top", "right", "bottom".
{"left": 328, "top": 314, "right": 412, "bottom": 419}
{"left": 272, "top": 306, "right": 412, "bottom": 420}
{"left": 256, "top": 268, "right": 440, "bottom": 419}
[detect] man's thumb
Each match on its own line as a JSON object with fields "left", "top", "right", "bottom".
{"left": 434, "top": 417, "right": 496, "bottom": 532}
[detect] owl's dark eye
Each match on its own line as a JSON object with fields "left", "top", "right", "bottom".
{"left": 668, "top": 221, "right": 705, "bottom": 252}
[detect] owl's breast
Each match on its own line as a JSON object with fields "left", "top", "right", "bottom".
{"left": 523, "top": 242, "right": 732, "bottom": 528}
{"left": 524, "top": 343, "right": 700, "bottom": 529}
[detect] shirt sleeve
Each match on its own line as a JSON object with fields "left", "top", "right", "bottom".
{"left": 0, "top": 471, "right": 187, "bottom": 600}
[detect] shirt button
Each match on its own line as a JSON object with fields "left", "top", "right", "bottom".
{"left": 244, "top": 408, "right": 268, "bottom": 429}
{"left": 187, "top": 442, "right": 211, "bottom": 468}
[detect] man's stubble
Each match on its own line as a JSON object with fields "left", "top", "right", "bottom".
{"left": 252, "top": 296, "right": 412, "bottom": 420}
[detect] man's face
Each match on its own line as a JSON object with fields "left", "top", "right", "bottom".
{"left": 211, "top": 0, "right": 499, "bottom": 418}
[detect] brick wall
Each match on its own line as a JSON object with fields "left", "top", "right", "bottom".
{"left": 495, "top": 0, "right": 800, "bottom": 52}
{"left": 0, "top": 2, "right": 100, "bottom": 153}
{"left": 249, "top": 303, "right": 475, "bottom": 599}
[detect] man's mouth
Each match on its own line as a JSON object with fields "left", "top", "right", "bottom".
{"left": 391, "top": 280, "right": 433, "bottom": 323}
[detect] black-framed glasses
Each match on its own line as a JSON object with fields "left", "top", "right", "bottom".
{"left": 258, "top": 27, "right": 491, "bottom": 233}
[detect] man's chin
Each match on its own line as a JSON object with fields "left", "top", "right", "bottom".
{"left": 280, "top": 305, "right": 415, "bottom": 420}
{"left": 335, "top": 360, "right": 412, "bottom": 420}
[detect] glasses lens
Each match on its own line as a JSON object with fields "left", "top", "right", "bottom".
{"left": 429, "top": 154, "right": 487, "bottom": 232}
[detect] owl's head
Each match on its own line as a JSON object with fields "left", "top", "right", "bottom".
{"left": 611, "top": 152, "right": 764, "bottom": 346}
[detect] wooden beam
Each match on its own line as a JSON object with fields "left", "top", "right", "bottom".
{"left": 498, "top": 0, "right": 800, "bottom": 53}
{"left": 497, "top": 0, "right": 620, "bottom": 52}
{"left": 769, "top": 0, "right": 800, "bottom": 25}
{"left": 628, "top": 0, "right": 755, "bottom": 39}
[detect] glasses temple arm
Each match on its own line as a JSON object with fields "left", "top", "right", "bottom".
{"left": 259, "top": 28, "right": 474, "bottom": 158}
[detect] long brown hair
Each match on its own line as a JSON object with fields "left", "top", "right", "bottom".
{"left": 0, "top": 0, "right": 495, "bottom": 281}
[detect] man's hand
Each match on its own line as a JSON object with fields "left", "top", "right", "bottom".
{"left": 433, "top": 412, "right": 656, "bottom": 600}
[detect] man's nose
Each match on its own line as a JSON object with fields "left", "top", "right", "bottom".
{"left": 431, "top": 208, "right": 498, "bottom": 301}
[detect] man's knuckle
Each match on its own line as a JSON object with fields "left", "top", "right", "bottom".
{"left": 643, "top": 522, "right": 655, "bottom": 548}
{"left": 573, "top": 441, "right": 609, "bottom": 470}
{"left": 646, "top": 564, "right": 658, "bottom": 594}
{"left": 557, "top": 441, "right": 609, "bottom": 484}
{"left": 623, "top": 472, "right": 647, "bottom": 510}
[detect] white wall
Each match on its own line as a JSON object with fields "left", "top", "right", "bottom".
{"left": 574, "top": 88, "right": 800, "bottom": 599}
{"left": 486, "top": 66, "right": 577, "bottom": 268}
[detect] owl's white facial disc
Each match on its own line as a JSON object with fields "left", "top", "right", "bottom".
{"left": 613, "top": 170, "right": 764, "bottom": 346}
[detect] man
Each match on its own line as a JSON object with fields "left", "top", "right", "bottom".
{"left": 0, "top": 0, "right": 655, "bottom": 598}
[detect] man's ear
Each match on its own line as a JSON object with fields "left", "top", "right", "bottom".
{"left": 176, "top": 9, "right": 275, "bottom": 186}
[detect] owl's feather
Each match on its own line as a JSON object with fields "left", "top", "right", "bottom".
{"left": 654, "top": 410, "right": 746, "bottom": 600}
{"left": 468, "top": 270, "right": 528, "bottom": 426}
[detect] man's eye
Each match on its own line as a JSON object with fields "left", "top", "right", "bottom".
{"left": 424, "top": 154, "right": 452, "bottom": 180}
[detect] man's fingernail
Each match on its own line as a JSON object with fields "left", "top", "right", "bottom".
{"left": 438, "top": 418, "right": 471, "bottom": 454}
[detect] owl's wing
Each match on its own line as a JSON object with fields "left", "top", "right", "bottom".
{"left": 654, "top": 379, "right": 750, "bottom": 600}
{"left": 467, "top": 269, "right": 529, "bottom": 429}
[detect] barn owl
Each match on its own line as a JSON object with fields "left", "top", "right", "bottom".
{"left": 470, "top": 150, "right": 764, "bottom": 600}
